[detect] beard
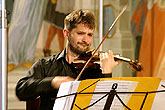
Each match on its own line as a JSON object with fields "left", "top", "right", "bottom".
{"left": 68, "top": 41, "right": 91, "bottom": 54}
{"left": 68, "top": 35, "right": 90, "bottom": 54}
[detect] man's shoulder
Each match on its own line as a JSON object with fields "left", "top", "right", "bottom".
{"left": 39, "top": 55, "right": 57, "bottom": 63}
{"left": 37, "top": 50, "right": 65, "bottom": 65}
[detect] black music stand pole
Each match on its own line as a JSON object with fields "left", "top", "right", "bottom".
{"left": 103, "top": 83, "right": 118, "bottom": 110}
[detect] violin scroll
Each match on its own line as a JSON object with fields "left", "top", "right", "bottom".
{"left": 113, "top": 54, "right": 142, "bottom": 71}
{"left": 128, "top": 60, "right": 143, "bottom": 72}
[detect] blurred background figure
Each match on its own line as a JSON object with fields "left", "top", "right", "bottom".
{"left": 8, "top": 0, "right": 48, "bottom": 71}
{"left": 43, "top": 0, "right": 75, "bottom": 57}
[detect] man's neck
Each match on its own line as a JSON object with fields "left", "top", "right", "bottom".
{"left": 65, "top": 47, "right": 80, "bottom": 64}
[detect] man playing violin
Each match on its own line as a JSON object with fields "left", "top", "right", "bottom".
{"left": 16, "top": 9, "right": 119, "bottom": 110}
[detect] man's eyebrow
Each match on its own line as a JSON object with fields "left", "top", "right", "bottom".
{"left": 77, "top": 31, "right": 85, "bottom": 33}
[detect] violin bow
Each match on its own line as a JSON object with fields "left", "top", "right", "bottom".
{"left": 75, "top": 5, "right": 127, "bottom": 81}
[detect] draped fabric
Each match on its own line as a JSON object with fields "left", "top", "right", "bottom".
{"left": 137, "top": 0, "right": 165, "bottom": 78}
{"left": 131, "top": 0, "right": 148, "bottom": 60}
{"left": 8, "top": 0, "right": 48, "bottom": 65}
{"left": 131, "top": 0, "right": 148, "bottom": 37}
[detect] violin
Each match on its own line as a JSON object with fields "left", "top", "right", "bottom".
{"left": 73, "top": 50, "right": 142, "bottom": 72}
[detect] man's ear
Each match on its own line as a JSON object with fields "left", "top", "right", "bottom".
{"left": 63, "top": 29, "right": 69, "bottom": 39}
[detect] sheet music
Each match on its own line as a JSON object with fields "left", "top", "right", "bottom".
{"left": 88, "top": 80, "right": 138, "bottom": 110}
{"left": 53, "top": 81, "right": 80, "bottom": 110}
{"left": 151, "top": 81, "right": 165, "bottom": 110}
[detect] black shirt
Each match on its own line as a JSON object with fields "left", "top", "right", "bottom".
{"left": 16, "top": 49, "right": 112, "bottom": 110}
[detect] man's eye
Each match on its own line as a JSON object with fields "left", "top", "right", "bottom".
{"left": 88, "top": 34, "right": 93, "bottom": 37}
{"left": 77, "top": 32, "right": 83, "bottom": 35}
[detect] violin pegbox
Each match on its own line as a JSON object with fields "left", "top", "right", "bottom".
{"left": 128, "top": 60, "right": 143, "bottom": 72}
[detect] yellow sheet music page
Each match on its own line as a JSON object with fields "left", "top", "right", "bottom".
{"left": 72, "top": 77, "right": 161, "bottom": 110}
{"left": 72, "top": 79, "right": 100, "bottom": 110}
{"left": 102, "top": 77, "right": 161, "bottom": 110}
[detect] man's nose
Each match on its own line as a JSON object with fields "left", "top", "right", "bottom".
{"left": 82, "top": 34, "right": 89, "bottom": 42}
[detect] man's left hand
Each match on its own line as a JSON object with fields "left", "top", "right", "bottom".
{"left": 100, "top": 50, "right": 119, "bottom": 74}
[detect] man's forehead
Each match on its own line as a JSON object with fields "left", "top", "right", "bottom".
{"left": 74, "top": 23, "right": 94, "bottom": 31}
{"left": 77, "top": 23, "right": 93, "bottom": 27}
